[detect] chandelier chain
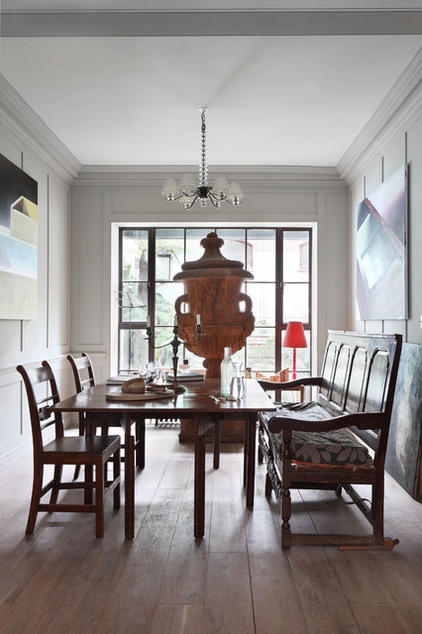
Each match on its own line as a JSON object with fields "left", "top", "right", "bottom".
{"left": 199, "top": 108, "right": 208, "bottom": 187}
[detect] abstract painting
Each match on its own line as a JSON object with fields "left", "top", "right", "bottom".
{"left": 356, "top": 165, "right": 407, "bottom": 320}
{"left": 0, "top": 154, "right": 38, "bottom": 319}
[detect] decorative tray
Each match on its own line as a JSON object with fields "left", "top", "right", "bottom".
{"left": 106, "top": 388, "right": 174, "bottom": 402}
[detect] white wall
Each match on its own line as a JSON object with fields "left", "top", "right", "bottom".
{"left": 0, "top": 76, "right": 76, "bottom": 461}
{"left": 71, "top": 167, "right": 349, "bottom": 376}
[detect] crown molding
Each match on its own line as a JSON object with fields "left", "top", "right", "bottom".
{"left": 75, "top": 164, "right": 345, "bottom": 189}
{"left": 3, "top": 10, "right": 422, "bottom": 37}
{"left": 337, "top": 46, "right": 422, "bottom": 183}
{"left": 0, "top": 74, "right": 81, "bottom": 182}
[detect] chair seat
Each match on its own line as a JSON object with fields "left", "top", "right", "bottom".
{"left": 43, "top": 435, "right": 121, "bottom": 457}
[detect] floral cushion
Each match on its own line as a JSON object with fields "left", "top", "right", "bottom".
{"left": 267, "top": 427, "right": 371, "bottom": 466}
{"left": 262, "top": 402, "right": 371, "bottom": 466}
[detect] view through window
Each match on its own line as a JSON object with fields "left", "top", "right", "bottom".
{"left": 118, "top": 227, "right": 312, "bottom": 378}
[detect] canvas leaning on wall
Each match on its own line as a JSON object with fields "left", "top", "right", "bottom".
{"left": 0, "top": 154, "right": 38, "bottom": 320}
{"left": 356, "top": 165, "right": 408, "bottom": 321}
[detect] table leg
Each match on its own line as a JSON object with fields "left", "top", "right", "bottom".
{"left": 84, "top": 413, "right": 95, "bottom": 505}
{"left": 124, "top": 413, "right": 135, "bottom": 539}
{"left": 243, "top": 416, "right": 249, "bottom": 488}
{"left": 245, "top": 414, "right": 256, "bottom": 510}
{"left": 194, "top": 415, "right": 206, "bottom": 539}
{"left": 213, "top": 417, "right": 220, "bottom": 470}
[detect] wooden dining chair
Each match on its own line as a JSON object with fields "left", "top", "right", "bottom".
{"left": 67, "top": 353, "right": 145, "bottom": 478}
{"left": 17, "top": 361, "right": 121, "bottom": 538}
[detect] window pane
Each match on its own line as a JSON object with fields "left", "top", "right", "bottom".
{"left": 119, "top": 328, "right": 149, "bottom": 372}
{"left": 156, "top": 228, "right": 185, "bottom": 278}
{"left": 217, "top": 228, "right": 247, "bottom": 266}
{"left": 186, "top": 228, "right": 214, "bottom": 262}
{"left": 122, "top": 230, "right": 148, "bottom": 281}
{"left": 155, "top": 281, "right": 184, "bottom": 325}
{"left": 246, "top": 283, "right": 275, "bottom": 326}
{"left": 283, "top": 231, "right": 309, "bottom": 282}
{"left": 245, "top": 327, "right": 275, "bottom": 372}
{"left": 246, "top": 229, "right": 276, "bottom": 280}
{"left": 283, "top": 283, "right": 309, "bottom": 322}
{"left": 120, "top": 282, "right": 147, "bottom": 322}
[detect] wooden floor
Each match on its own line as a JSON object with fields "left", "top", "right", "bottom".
{"left": 1, "top": 423, "right": 422, "bottom": 634}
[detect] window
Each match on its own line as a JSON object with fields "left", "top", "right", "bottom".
{"left": 117, "top": 227, "right": 312, "bottom": 378}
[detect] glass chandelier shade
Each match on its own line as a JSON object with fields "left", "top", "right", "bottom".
{"left": 162, "top": 108, "right": 244, "bottom": 210}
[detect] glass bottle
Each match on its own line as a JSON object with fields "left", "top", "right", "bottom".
{"left": 230, "top": 362, "right": 245, "bottom": 400}
{"left": 220, "top": 347, "right": 235, "bottom": 398}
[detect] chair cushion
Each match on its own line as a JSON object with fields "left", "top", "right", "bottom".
{"left": 268, "top": 427, "right": 371, "bottom": 466}
{"left": 262, "top": 403, "right": 371, "bottom": 466}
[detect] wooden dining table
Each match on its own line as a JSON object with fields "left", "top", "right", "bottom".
{"left": 50, "top": 378, "right": 275, "bottom": 539}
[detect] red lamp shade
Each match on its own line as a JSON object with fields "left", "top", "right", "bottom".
{"left": 283, "top": 321, "right": 307, "bottom": 379}
{"left": 283, "top": 321, "right": 307, "bottom": 349}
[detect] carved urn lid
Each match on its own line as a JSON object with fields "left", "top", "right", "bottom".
{"left": 173, "top": 232, "right": 254, "bottom": 280}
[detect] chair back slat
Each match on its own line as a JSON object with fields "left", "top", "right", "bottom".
{"left": 17, "top": 362, "right": 64, "bottom": 453}
{"left": 67, "top": 353, "right": 96, "bottom": 393}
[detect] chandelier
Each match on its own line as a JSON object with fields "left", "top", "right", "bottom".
{"left": 161, "top": 108, "right": 244, "bottom": 210}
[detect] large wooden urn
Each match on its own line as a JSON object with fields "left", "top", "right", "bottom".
{"left": 174, "top": 232, "right": 255, "bottom": 443}
{"left": 174, "top": 231, "right": 255, "bottom": 378}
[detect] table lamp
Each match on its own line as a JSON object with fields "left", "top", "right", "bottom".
{"left": 283, "top": 321, "right": 307, "bottom": 380}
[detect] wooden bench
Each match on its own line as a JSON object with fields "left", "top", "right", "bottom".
{"left": 258, "top": 330, "right": 402, "bottom": 550}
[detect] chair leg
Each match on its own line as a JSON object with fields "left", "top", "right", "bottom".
{"left": 281, "top": 484, "right": 292, "bottom": 550}
{"left": 49, "top": 465, "right": 63, "bottom": 504}
{"left": 113, "top": 448, "right": 121, "bottom": 510}
{"left": 95, "top": 460, "right": 105, "bottom": 538}
{"left": 26, "top": 464, "right": 43, "bottom": 535}
{"left": 84, "top": 465, "right": 94, "bottom": 505}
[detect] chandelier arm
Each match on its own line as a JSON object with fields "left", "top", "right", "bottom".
{"left": 185, "top": 193, "right": 198, "bottom": 209}
{"left": 208, "top": 193, "right": 222, "bottom": 209}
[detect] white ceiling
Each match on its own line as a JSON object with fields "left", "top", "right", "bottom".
{"left": 1, "top": 2, "right": 422, "bottom": 169}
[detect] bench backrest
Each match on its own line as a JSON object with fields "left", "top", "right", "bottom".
{"left": 317, "top": 331, "right": 402, "bottom": 451}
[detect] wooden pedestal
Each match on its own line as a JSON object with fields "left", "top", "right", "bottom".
{"left": 179, "top": 418, "right": 244, "bottom": 444}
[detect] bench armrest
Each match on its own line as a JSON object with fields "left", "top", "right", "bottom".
{"left": 258, "top": 376, "right": 322, "bottom": 391}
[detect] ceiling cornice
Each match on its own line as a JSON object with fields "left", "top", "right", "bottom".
{"left": 0, "top": 74, "right": 81, "bottom": 182}
{"left": 2, "top": 10, "right": 422, "bottom": 37}
{"left": 74, "top": 164, "right": 345, "bottom": 190}
{"left": 337, "top": 45, "right": 422, "bottom": 183}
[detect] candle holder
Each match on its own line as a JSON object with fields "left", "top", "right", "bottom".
{"left": 146, "top": 321, "right": 202, "bottom": 393}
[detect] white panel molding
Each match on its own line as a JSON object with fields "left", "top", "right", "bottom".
{"left": 0, "top": 74, "right": 80, "bottom": 183}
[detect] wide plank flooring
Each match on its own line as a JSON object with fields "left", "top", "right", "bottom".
{"left": 0, "top": 423, "right": 421, "bottom": 634}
